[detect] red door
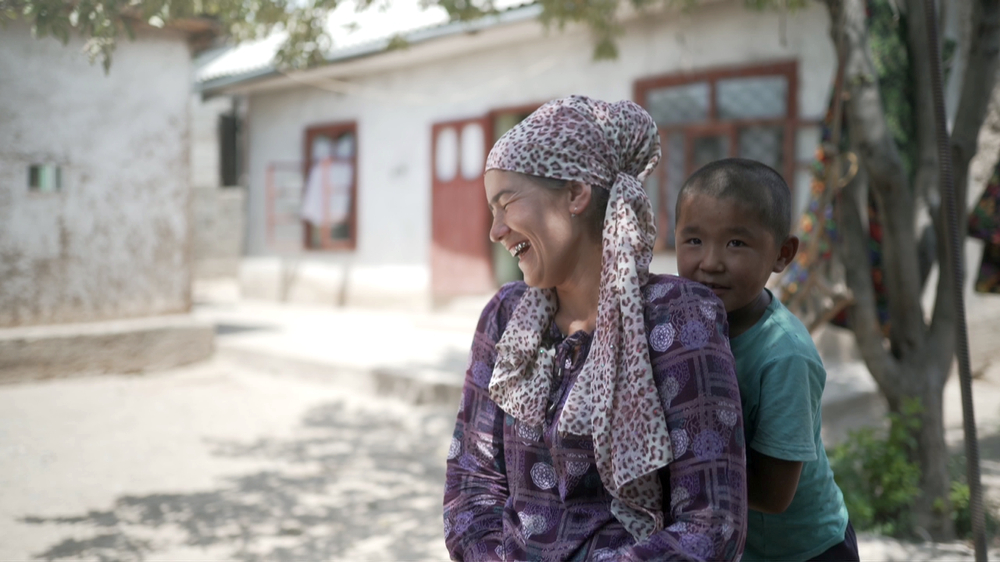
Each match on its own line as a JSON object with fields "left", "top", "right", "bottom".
{"left": 431, "top": 118, "right": 494, "bottom": 300}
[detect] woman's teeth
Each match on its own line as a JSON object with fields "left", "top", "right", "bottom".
{"left": 511, "top": 242, "right": 530, "bottom": 257}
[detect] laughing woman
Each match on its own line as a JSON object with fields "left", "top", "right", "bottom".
{"left": 443, "top": 96, "right": 747, "bottom": 561}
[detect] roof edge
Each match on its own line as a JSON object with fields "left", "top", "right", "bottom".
{"left": 198, "top": 2, "right": 542, "bottom": 94}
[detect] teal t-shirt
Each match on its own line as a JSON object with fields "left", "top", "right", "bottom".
{"left": 731, "top": 292, "right": 849, "bottom": 561}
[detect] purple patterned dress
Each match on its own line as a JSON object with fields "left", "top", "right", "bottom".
{"left": 443, "top": 276, "right": 747, "bottom": 561}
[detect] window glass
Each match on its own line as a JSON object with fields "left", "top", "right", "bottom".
{"left": 664, "top": 133, "right": 686, "bottom": 247}
{"left": 692, "top": 134, "right": 729, "bottom": 170}
{"left": 646, "top": 82, "right": 710, "bottom": 125}
{"left": 738, "top": 125, "right": 784, "bottom": 171}
{"left": 435, "top": 126, "right": 458, "bottom": 182}
{"left": 28, "top": 164, "right": 61, "bottom": 192}
{"left": 644, "top": 173, "right": 659, "bottom": 225}
{"left": 301, "top": 126, "right": 358, "bottom": 249}
{"left": 717, "top": 76, "right": 787, "bottom": 120}
{"left": 460, "top": 122, "right": 485, "bottom": 180}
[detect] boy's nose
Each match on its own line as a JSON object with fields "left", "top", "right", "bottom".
{"left": 701, "top": 248, "right": 725, "bottom": 272}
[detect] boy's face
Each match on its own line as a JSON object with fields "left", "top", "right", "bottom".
{"left": 675, "top": 193, "right": 794, "bottom": 313}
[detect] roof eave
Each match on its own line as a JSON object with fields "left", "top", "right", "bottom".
{"left": 198, "top": 2, "right": 543, "bottom": 96}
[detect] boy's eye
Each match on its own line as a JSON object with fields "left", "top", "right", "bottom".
{"left": 728, "top": 240, "right": 746, "bottom": 248}
{"left": 685, "top": 238, "right": 701, "bottom": 245}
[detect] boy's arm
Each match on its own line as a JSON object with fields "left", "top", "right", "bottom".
{"left": 746, "top": 354, "right": 824, "bottom": 514}
{"left": 746, "top": 448, "right": 802, "bottom": 514}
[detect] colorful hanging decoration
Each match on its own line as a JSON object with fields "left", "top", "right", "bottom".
{"left": 969, "top": 167, "right": 1000, "bottom": 294}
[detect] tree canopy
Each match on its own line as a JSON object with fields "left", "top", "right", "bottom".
{"left": 0, "top": 0, "right": 805, "bottom": 70}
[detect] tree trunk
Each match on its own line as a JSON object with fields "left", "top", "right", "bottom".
{"left": 821, "top": 0, "right": 998, "bottom": 543}
{"left": 835, "top": 163, "right": 956, "bottom": 539}
{"left": 825, "top": 0, "right": 957, "bottom": 538}
{"left": 913, "top": 386, "right": 951, "bottom": 539}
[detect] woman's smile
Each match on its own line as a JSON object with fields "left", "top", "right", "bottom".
{"left": 510, "top": 241, "right": 531, "bottom": 259}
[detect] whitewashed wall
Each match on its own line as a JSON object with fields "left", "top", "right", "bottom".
{"left": 189, "top": 94, "right": 246, "bottom": 278}
{"left": 0, "top": 23, "right": 194, "bottom": 326}
{"left": 241, "top": 1, "right": 835, "bottom": 307}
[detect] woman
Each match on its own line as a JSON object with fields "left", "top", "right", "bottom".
{"left": 443, "top": 96, "right": 747, "bottom": 561}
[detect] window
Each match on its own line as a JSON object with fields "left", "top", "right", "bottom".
{"left": 635, "top": 62, "right": 800, "bottom": 248}
{"left": 219, "top": 113, "right": 240, "bottom": 187}
{"left": 301, "top": 122, "right": 358, "bottom": 250}
{"left": 28, "top": 164, "right": 62, "bottom": 192}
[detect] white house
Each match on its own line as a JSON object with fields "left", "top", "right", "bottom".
{"left": 197, "top": 0, "right": 837, "bottom": 309}
{"left": 0, "top": 20, "right": 221, "bottom": 327}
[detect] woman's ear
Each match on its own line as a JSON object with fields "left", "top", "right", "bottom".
{"left": 566, "top": 181, "right": 593, "bottom": 216}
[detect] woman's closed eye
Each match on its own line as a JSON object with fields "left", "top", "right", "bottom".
{"left": 489, "top": 200, "right": 510, "bottom": 216}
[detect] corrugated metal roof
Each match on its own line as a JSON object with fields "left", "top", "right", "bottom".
{"left": 195, "top": 0, "right": 537, "bottom": 86}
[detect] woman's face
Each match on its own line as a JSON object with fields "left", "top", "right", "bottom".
{"left": 485, "top": 170, "right": 586, "bottom": 289}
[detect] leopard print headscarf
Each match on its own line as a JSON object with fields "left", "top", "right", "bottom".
{"left": 485, "top": 95, "right": 669, "bottom": 541}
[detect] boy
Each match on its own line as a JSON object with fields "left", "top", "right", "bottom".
{"left": 674, "top": 158, "right": 858, "bottom": 561}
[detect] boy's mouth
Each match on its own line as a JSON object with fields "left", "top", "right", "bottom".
{"left": 701, "top": 282, "right": 729, "bottom": 294}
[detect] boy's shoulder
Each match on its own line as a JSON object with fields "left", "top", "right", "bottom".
{"left": 737, "top": 297, "right": 823, "bottom": 366}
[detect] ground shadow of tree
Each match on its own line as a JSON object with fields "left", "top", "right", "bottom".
{"left": 20, "top": 399, "right": 455, "bottom": 561}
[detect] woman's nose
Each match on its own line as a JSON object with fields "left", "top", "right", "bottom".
{"left": 489, "top": 214, "right": 510, "bottom": 243}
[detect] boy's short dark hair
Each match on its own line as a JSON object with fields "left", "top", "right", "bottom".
{"left": 676, "top": 158, "right": 793, "bottom": 244}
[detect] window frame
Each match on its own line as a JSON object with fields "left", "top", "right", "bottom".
{"left": 634, "top": 61, "right": 800, "bottom": 250}
{"left": 302, "top": 121, "right": 359, "bottom": 252}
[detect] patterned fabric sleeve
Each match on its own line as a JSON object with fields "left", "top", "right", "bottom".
{"left": 443, "top": 283, "right": 524, "bottom": 561}
{"left": 624, "top": 279, "right": 748, "bottom": 561}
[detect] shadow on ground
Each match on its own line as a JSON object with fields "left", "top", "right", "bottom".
{"left": 20, "top": 400, "right": 455, "bottom": 562}
{"left": 214, "top": 322, "right": 278, "bottom": 336}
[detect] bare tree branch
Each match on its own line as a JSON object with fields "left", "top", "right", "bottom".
{"left": 823, "top": 0, "right": 899, "bottom": 392}
{"left": 835, "top": 167, "right": 901, "bottom": 392}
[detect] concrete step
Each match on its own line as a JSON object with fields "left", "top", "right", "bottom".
{"left": 0, "top": 315, "right": 215, "bottom": 385}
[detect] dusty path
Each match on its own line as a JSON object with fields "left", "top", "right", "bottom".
{"left": 1, "top": 352, "right": 999, "bottom": 560}
{"left": 0, "top": 359, "right": 455, "bottom": 561}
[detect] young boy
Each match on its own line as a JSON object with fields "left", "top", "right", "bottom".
{"left": 674, "top": 158, "right": 858, "bottom": 561}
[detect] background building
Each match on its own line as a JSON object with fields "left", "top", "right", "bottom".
{"left": 197, "top": 0, "right": 836, "bottom": 309}
{"left": 0, "top": 20, "right": 210, "bottom": 327}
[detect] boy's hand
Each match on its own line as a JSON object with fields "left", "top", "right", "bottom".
{"left": 746, "top": 448, "right": 803, "bottom": 514}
